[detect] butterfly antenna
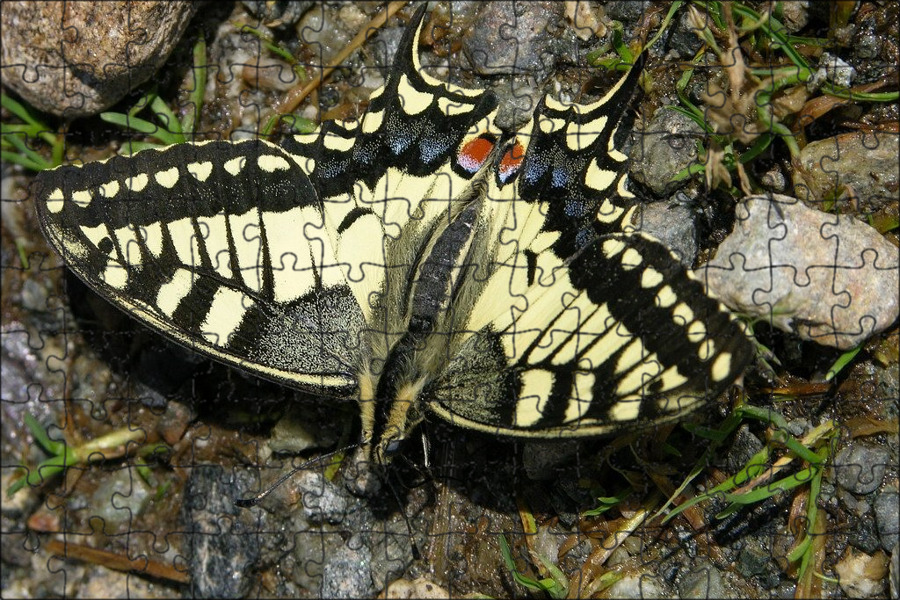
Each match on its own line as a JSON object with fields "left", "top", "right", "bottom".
{"left": 382, "top": 463, "right": 425, "bottom": 561}
{"left": 235, "top": 442, "right": 360, "bottom": 508}
{"left": 382, "top": 430, "right": 439, "bottom": 559}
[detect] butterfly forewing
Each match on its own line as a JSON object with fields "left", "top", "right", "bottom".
{"left": 427, "top": 231, "right": 753, "bottom": 436}
{"left": 36, "top": 139, "right": 361, "bottom": 394}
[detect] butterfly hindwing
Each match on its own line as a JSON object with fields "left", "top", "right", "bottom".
{"left": 441, "top": 53, "right": 651, "bottom": 350}
{"left": 282, "top": 6, "right": 501, "bottom": 331}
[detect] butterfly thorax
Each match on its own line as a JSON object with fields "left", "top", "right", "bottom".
{"left": 358, "top": 191, "right": 489, "bottom": 465}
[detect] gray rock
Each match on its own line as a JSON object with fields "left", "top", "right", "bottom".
{"left": 282, "top": 469, "right": 417, "bottom": 597}
{"left": 269, "top": 413, "right": 327, "bottom": 455}
{"left": 849, "top": 502, "right": 883, "bottom": 554}
{"left": 874, "top": 360, "right": 900, "bottom": 405}
{"left": 180, "top": 465, "right": 261, "bottom": 599}
{"left": 295, "top": 470, "right": 348, "bottom": 525}
{"left": 320, "top": 536, "right": 376, "bottom": 598}
{"left": 630, "top": 199, "right": 699, "bottom": 267}
{"left": 605, "top": 1, "right": 651, "bottom": 23}
{"left": 89, "top": 468, "right": 152, "bottom": 529}
{"left": 606, "top": 573, "right": 671, "bottom": 598}
{"left": 677, "top": 561, "right": 729, "bottom": 599}
{"left": 242, "top": 0, "right": 314, "bottom": 27}
{"left": 630, "top": 109, "right": 705, "bottom": 197}
{"left": 1, "top": 1, "right": 196, "bottom": 118}
{"left": 720, "top": 425, "right": 765, "bottom": 474}
{"left": 875, "top": 487, "right": 899, "bottom": 552}
{"left": 737, "top": 544, "right": 776, "bottom": 579}
{"left": 833, "top": 442, "right": 890, "bottom": 495}
{"left": 794, "top": 131, "right": 899, "bottom": 215}
{"left": 698, "top": 194, "right": 899, "bottom": 349}
{"left": 891, "top": 543, "right": 899, "bottom": 600}
{"left": 663, "top": 11, "right": 705, "bottom": 58}
{"left": 19, "top": 278, "right": 49, "bottom": 314}
{"left": 760, "top": 167, "right": 789, "bottom": 194}
{"left": 818, "top": 52, "right": 857, "bottom": 87}
{"left": 366, "top": 515, "right": 422, "bottom": 592}
{"left": 462, "top": 1, "right": 563, "bottom": 79}
{"left": 779, "top": 1, "right": 810, "bottom": 32}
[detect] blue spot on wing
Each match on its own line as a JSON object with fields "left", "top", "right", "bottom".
{"left": 420, "top": 136, "right": 452, "bottom": 164}
{"left": 565, "top": 199, "right": 588, "bottom": 218}
{"left": 551, "top": 165, "right": 568, "bottom": 187}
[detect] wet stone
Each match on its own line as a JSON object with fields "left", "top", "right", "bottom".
{"left": 180, "top": 465, "right": 261, "bottom": 599}
{"left": 699, "top": 194, "right": 899, "bottom": 350}
{"left": 833, "top": 442, "right": 890, "bottom": 496}
{"left": 875, "top": 487, "right": 900, "bottom": 552}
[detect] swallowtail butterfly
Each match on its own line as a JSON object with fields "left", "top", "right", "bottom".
{"left": 34, "top": 6, "right": 754, "bottom": 467}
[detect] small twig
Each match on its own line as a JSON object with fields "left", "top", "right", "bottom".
{"left": 577, "top": 492, "right": 662, "bottom": 597}
{"left": 276, "top": 1, "right": 408, "bottom": 115}
{"left": 44, "top": 539, "right": 190, "bottom": 584}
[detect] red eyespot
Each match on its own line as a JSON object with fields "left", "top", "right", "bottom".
{"left": 457, "top": 136, "right": 494, "bottom": 174}
{"left": 498, "top": 140, "right": 524, "bottom": 182}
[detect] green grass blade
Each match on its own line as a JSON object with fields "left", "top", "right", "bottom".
{"left": 182, "top": 35, "right": 208, "bottom": 136}
{"left": 150, "top": 95, "right": 183, "bottom": 138}
{"left": 100, "top": 112, "right": 164, "bottom": 135}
